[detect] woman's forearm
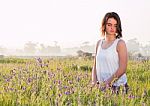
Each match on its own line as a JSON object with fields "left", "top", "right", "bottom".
{"left": 92, "top": 66, "right": 97, "bottom": 82}
{"left": 92, "top": 58, "right": 97, "bottom": 83}
{"left": 105, "top": 67, "right": 126, "bottom": 86}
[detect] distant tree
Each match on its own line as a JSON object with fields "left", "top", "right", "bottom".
{"left": 137, "top": 41, "right": 150, "bottom": 56}
{"left": 0, "top": 55, "right": 4, "bottom": 58}
{"left": 126, "top": 38, "right": 140, "bottom": 53}
{"left": 0, "top": 46, "right": 6, "bottom": 55}
{"left": 38, "top": 43, "right": 61, "bottom": 56}
{"left": 82, "top": 41, "right": 90, "bottom": 46}
{"left": 77, "top": 50, "right": 84, "bottom": 57}
{"left": 80, "top": 41, "right": 95, "bottom": 53}
{"left": 143, "top": 43, "right": 150, "bottom": 56}
{"left": 39, "top": 44, "right": 47, "bottom": 55}
{"left": 47, "top": 45, "right": 61, "bottom": 54}
{"left": 137, "top": 53, "right": 142, "bottom": 58}
{"left": 76, "top": 50, "right": 92, "bottom": 58}
{"left": 128, "top": 51, "right": 133, "bottom": 59}
{"left": 24, "top": 41, "right": 37, "bottom": 55}
{"left": 83, "top": 52, "right": 92, "bottom": 57}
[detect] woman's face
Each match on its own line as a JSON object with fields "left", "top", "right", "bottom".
{"left": 105, "top": 18, "right": 117, "bottom": 36}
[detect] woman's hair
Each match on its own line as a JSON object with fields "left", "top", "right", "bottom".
{"left": 101, "top": 12, "right": 122, "bottom": 38}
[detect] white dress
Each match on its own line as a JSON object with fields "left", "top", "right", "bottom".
{"left": 96, "top": 39, "right": 127, "bottom": 86}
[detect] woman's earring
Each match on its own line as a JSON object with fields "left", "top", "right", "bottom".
{"left": 116, "top": 33, "right": 118, "bottom": 36}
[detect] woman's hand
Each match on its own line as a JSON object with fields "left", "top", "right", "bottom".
{"left": 104, "top": 78, "right": 112, "bottom": 86}
{"left": 91, "top": 81, "right": 99, "bottom": 88}
{"left": 98, "top": 81, "right": 111, "bottom": 91}
{"left": 91, "top": 81, "right": 96, "bottom": 87}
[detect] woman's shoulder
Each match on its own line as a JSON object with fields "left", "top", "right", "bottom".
{"left": 95, "top": 39, "right": 103, "bottom": 53}
{"left": 117, "top": 39, "right": 127, "bottom": 50}
{"left": 96, "top": 39, "right": 101, "bottom": 44}
{"left": 117, "top": 38, "right": 126, "bottom": 45}
{"left": 96, "top": 38, "right": 104, "bottom": 45}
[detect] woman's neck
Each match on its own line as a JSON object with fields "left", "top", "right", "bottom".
{"left": 104, "top": 34, "right": 116, "bottom": 42}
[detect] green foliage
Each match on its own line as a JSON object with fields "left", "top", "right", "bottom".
{"left": 0, "top": 58, "right": 29, "bottom": 64}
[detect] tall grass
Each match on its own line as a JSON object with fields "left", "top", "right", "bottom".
{"left": 0, "top": 57, "right": 150, "bottom": 106}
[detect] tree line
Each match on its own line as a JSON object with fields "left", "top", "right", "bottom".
{"left": 0, "top": 38, "right": 150, "bottom": 56}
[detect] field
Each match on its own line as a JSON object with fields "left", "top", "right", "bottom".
{"left": 0, "top": 57, "right": 150, "bottom": 106}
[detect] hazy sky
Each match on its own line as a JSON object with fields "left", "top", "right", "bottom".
{"left": 0, "top": 0, "right": 149, "bottom": 49}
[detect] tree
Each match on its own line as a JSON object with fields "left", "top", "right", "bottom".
{"left": 76, "top": 50, "right": 92, "bottom": 58}
{"left": 47, "top": 45, "right": 61, "bottom": 54}
{"left": 143, "top": 44, "right": 150, "bottom": 56}
{"left": 0, "top": 46, "right": 6, "bottom": 55}
{"left": 24, "top": 41, "right": 37, "bottom": 55}
{"left": 39, "top": 44, "right": 47, "bottom": 55}
{"left": 77, "top": 50, "right": 84, "bottom": 57}
{"left": 80, "top": 41, "right": 95, "bottom": 53}
{"left": 38, "top": 43, "right": 61, "bottom": 56}
{"left": 126, "top": 38, "right": 140, "bottom": 54}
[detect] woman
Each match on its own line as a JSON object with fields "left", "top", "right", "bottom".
{"left": 92, "top": 12, "right": 128, "bottom": 93}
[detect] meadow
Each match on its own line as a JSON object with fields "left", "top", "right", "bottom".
{"left": 0, "top": 57, "right": 150, "bottom": 106}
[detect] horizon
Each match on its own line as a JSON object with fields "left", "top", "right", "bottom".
{"left": 0, "top": 37, "right": 150, "bottom": 50}
{"left": 0, "top": 37, "right": 149, "bottom": 56}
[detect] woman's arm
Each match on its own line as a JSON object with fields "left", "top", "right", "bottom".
{"left": 91, "top": 40, "right": 101, "bottom": 86}
{"left": 105, "top": 39, "right": 128, "bottom": 86}
{"left": 91, "top": 57, "right": 97, "bottom": 85}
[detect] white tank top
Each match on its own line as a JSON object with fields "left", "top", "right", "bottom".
{"left": 96, "top": 39, "right": 127, "bottom": 86}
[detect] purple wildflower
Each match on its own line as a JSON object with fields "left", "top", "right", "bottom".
{"left": 53, "top": 80, "right": 56, "bottom": 84}
{"left": 58, "top": 93, "right": 62, "bottom": 97}
{"left": 77, "top": 77, "right": 80, "bottom": 82}
{"left": 128, "top": 94, "right": 135, "bottom": 99}
{"left": 22, "top": 86, "right": 26, "bottom": 90}
{"left": 27, "top": 78, "right": 32, "bottom": 83}
{"left": 9, "top": 88, "right": 14, "bottom": 91}
{"left": 6, "top": 78, "right": 10, "bottom": 82}
{"left": 63, "top": 86, "right": 68, "bottom": 89}
{"left": 49, "top": 86, "right": 52, "bottom": 89}
{"left": 58, "top": 80, "right": 61, "bottom": 85}
{"left": 65, "top": 91, "right": 70, "bottom": 95}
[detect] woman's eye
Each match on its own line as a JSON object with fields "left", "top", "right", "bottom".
{"left": 107, "top": 24, "right": 111, "bottom": 26}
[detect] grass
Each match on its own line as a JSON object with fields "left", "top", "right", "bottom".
{"left": 0, "top": 57, "right": 150, "bottom": 106}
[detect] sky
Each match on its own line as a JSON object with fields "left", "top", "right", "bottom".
{"left": 0, "top": 0, "right": 150, "bottom": 49}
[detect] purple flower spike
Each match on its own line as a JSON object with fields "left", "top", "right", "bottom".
{"left": 65, "top": 91, "right": 70, "bottom": 95}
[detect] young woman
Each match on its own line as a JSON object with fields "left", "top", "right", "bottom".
{"left": 92, "top": 12, "right": 128, "bottom": 93}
